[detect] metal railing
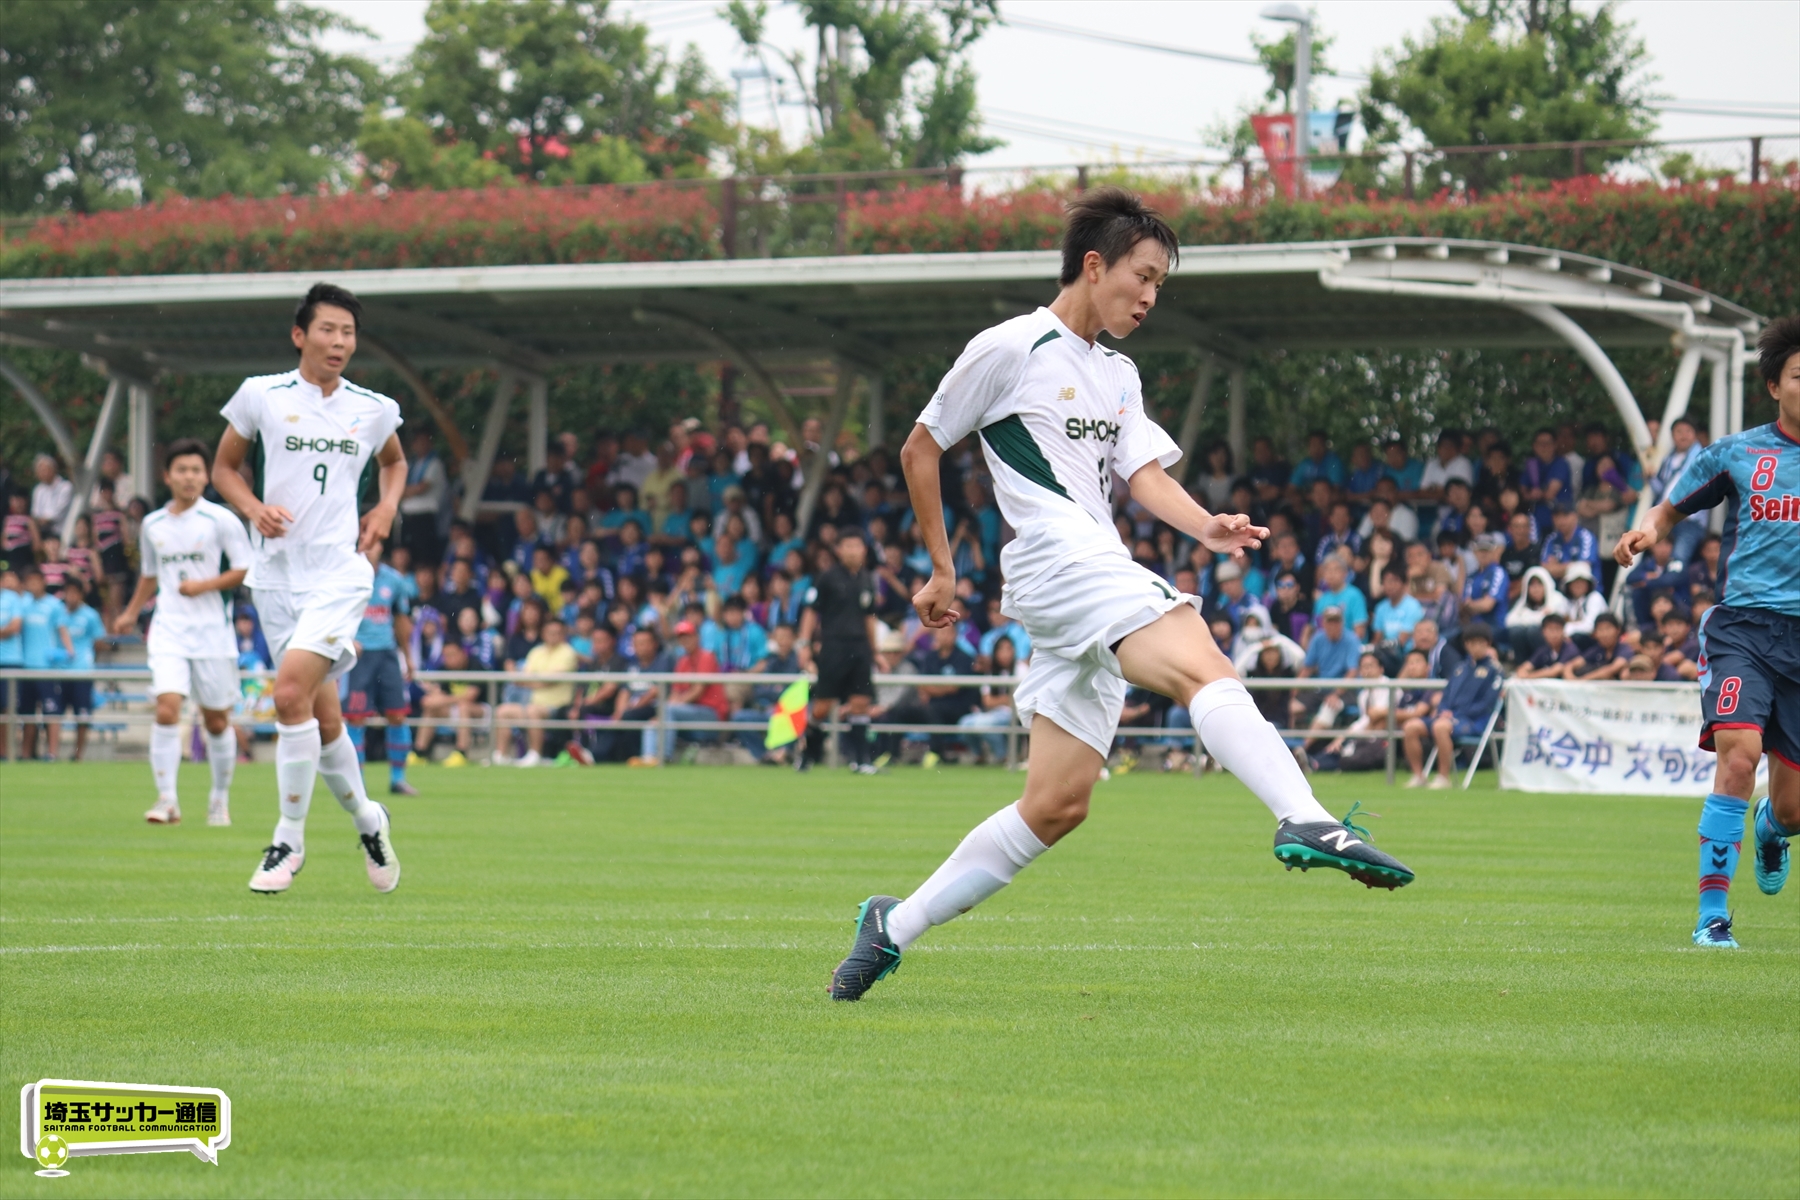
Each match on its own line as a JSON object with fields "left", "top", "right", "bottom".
{"left": 0, "top": 667, "right": 1459, "bottom": 781}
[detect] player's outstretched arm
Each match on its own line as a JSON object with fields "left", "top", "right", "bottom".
{"left": 900, "top": 423, "right": 960, "bottom": 627}
{"left": 213, "top": 426, "right": 290, "bottom": 538}
{"left": 1127, "top": 460, "right": 1268, "bottom": 562}
{"left": 111, "top": 574, "right": 159, "bottom": 636}
{"left": 178, "top": 568, "right": 247, "bottom": 598}
{"left": 1614, "top": 500, "right": 1683, "bottom": 566}
{"left": 358, "top": 434, "right": 408, "bottom": 555}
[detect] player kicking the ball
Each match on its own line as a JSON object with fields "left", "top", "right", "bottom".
{"left": 1615, "top": 314, "right": 1800, "bottom": 949}
{"left": 113, "top": 438, "right": 252, "bottom": 826}
{"left": 211, "top": 283, "right": 407, "bottom": 895}
{"left": 830, "top": 189, "right": 1413, "bottom": 1000}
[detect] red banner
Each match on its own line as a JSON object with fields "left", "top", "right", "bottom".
{"left": 1251, "top": 113, "right": 1299, "bottom": 197}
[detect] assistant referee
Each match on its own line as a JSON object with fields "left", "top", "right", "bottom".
{"left": 798, "top": 531, "right": 880, "bottom": 772}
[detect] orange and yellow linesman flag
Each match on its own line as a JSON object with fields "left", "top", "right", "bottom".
{"left": 765, "top": 679, "right": 810, "bottom": 749}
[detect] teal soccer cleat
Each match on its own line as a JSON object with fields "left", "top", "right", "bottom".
{"left": 828, "top": 895, "right": 902, "bottom": 1001}
{"left": 1692, "top": 915, "right": 1739, "bottom": 949}
{"left": 1752, "top": 798, "right": 1790, "bottom": 896}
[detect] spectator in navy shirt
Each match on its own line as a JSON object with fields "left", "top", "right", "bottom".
{"left": 1520, "top": 427, "right": 1572, "bottom": 533}
{"left": 1515, "top": 612, "right": 1581, "bottom": 679}
{"left": 1539, "top": 502, "right": 1602, "bottom": 586}
{"left": 1315, "top": 500, "right": 1362, "bottom": 566}
{"left": 1460, "top": 533, "right": 1510, "bottom": 639}
{"left": 1402, "top": 623, "right": 1504, "bottom": 788}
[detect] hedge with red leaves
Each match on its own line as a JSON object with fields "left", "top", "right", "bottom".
{"left": 6, "top": 178, "right": 1794, "bottom": 316}
{"left": 844, "top": 179, "right": 1800, "bottom": 316}
{"left": 2, "top": 186, "right": 720, "bottom": 277}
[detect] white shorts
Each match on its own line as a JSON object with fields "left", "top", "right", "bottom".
{"left": 1004, "top": 555, "right": 1202, "bottom": 758}
{"left": 148, "top": 655, "right": 240, "bottom": 710}
{"left": 254, "top": 564, "right": 371, "bottom": 681}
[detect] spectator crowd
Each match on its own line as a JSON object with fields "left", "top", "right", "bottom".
{"left": 1, "top": 407, "right": 1723, "bottom": 784}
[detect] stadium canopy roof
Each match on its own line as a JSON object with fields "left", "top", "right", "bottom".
{"left": 0, "top": 235, "right": 1766, "bottom": 544}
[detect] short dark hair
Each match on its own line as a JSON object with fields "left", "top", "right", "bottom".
{"left": 1059, "top": 187, "right": 1179, "bottom": 286}
{"left": 162, "top": 437, "right": 211, "bottom": 473}
{"left": 293, "top": 282, "right": 361, "bottom": 339}
{"left": 1594, "top": 612, "right": 1621, "bottom": 631}
{"left": 1758, "top": 315, "right": 1800, "bottom": 387}
{"left": 1541, "top": 612, "right": 1566, "bottom": 627}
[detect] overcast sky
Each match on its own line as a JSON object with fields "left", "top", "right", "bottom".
{"left": 315, "top": 0, "right": 1799, "bottom": 177}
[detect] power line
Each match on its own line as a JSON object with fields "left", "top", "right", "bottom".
{"left": 999, "top": 13, "right": 1370, "bottom": 81}
{"left": 984, "top": 107, "right": 1212, "bottom": 151}
{"left": 998, "top": 13, "right": 1798, "bottom": 118}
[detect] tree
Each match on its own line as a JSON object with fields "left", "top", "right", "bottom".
{"left": 0, "top": 0, "right": 376, "bottom": 215}
{"left": 363, "top": 0, "right": 728, "bottom": 189}
{"left": 1360, "top": 0, "right": 1655, "bottom": 193}
{"left": 723, "top": 0, "right": 1000, "bottom": 174}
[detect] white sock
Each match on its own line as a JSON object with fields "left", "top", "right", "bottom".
{"left": 886, "top": 801, "right": 1048, "bottom": 951}
{"left": 318, "top": 731, "right": 384, "bottom": 836}
{"left": 1190, "top": 678, "right": 1336, "bottom": 826}
{"left": 274, "top": 719, "right": 321, "bottom": 852}
{"left": 205, "top": 728, "right": 236, "bottom": 797}
{"left": 150, "top": 723, "right": 182, "bottom": 803}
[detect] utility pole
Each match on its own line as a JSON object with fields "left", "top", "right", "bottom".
{"left": 1260, "top": 4, "right": 1312, "bottom": 186}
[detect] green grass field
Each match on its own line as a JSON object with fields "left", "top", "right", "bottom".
{"left": 2, "top": 760, "right": 1796, "bottom": 1198}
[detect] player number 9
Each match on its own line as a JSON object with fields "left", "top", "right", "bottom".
{"left": 1717, "top": 676, "right": 1742, "bottom": 715}
{"left": 313, "top": 463, "right": 328, "bottom": 494}
{"left": 1751, "top": 456, "right": 1778, "bottom": 491}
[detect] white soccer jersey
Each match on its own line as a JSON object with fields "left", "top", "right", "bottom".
{"left": 918, "top": 307, "right": 1180, "bottom": 595}
{"left": 139, "top": 498, "right": 254, "bottom": 659}
{"left": 220, "top": 370, "right": 402, "bottom": 590}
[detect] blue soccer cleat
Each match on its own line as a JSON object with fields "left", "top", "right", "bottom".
{"left": 1692, "top": 915, "right": 1739, "bottom": 949}
{"left": 829, "top": 895, "right": 902, "bottom": 1001}
{"left": 1752, "top": 798, "right": 1790, "bottom": 896}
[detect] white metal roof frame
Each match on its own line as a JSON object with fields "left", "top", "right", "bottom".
{"left": 0, "top": 235, "right": 1766, "bottom": 555}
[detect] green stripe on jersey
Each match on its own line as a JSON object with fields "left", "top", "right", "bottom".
{"left": 980, "top": 414, "right": 1069, "bottom": 499}
{"left": 1029, "top": 329, "right": 1061, "bottom": 354}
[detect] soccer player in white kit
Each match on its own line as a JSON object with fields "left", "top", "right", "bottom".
{"left": 830, "top": 189, "right": 1415, "bottom": 1000}
{"left": 112, "top": 438, "right": 252, "bottom": 827}
{"left": 211, "top": 283, "right": 407, "bottom": 895}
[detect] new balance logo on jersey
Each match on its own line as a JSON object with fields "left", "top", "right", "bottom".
{"left": 1747, "top": 493, "right": 1800, "bottom": 522}
{"left": 1064, "top": 418, "right": 1120, "bottom": 444}
{"left": 285, "top": 435, "right": 360, "bottom": 454}
{"left": 1319, "top": 829, "right": 1363, "bottom": 851}
{"left": 1056, "top": 387, "right": 1077, "bottom": 401}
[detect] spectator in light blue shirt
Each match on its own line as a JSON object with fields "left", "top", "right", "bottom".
{"left": 0, "top": 568, "right": 24, "bottom": 668}
{"left": 1311, "top": 558, "right": 1369, "bottom": 641}
{"left": 1382, "top": 438, "right": 1424, "bottom": 496}
{"left": 710, "top": 533, "right": 752, "bottom": 599}
{"left": 1371, "top": 569, "right": 1424, "bottom": 653}
{"left": 18, "top": 572, "right": 66, "bottom": 670}
{"left": 58, "top": 580, "right": 104, "bottom": 759}
{"left": 702, "top": 596, "right": 768, "bottom": 671}
{"left": 1288, "top": 430, "right": 1346, "bottom": 494}
{"left": 1301, "top": 607, "right": 1362, "bottom": 679}
{"left": 978, "top": 597, "right": 1032, "bottom": 662}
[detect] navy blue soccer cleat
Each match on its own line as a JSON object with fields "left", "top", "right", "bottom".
{"left": 1752, "top": 798, "right": 1790, "bottom": 896}
{"left": 1692, "top": 915, "right": 1739, "bottom": 949}
{"left": 1273, "top": 803, "right": 1415, "bottom": 890}
{"left": 829, "top": 895, "right": 902, "bottom": 1001}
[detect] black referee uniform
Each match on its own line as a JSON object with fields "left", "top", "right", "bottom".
{"left": 803, "top": 562, "right": 877, "bottom": 767}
